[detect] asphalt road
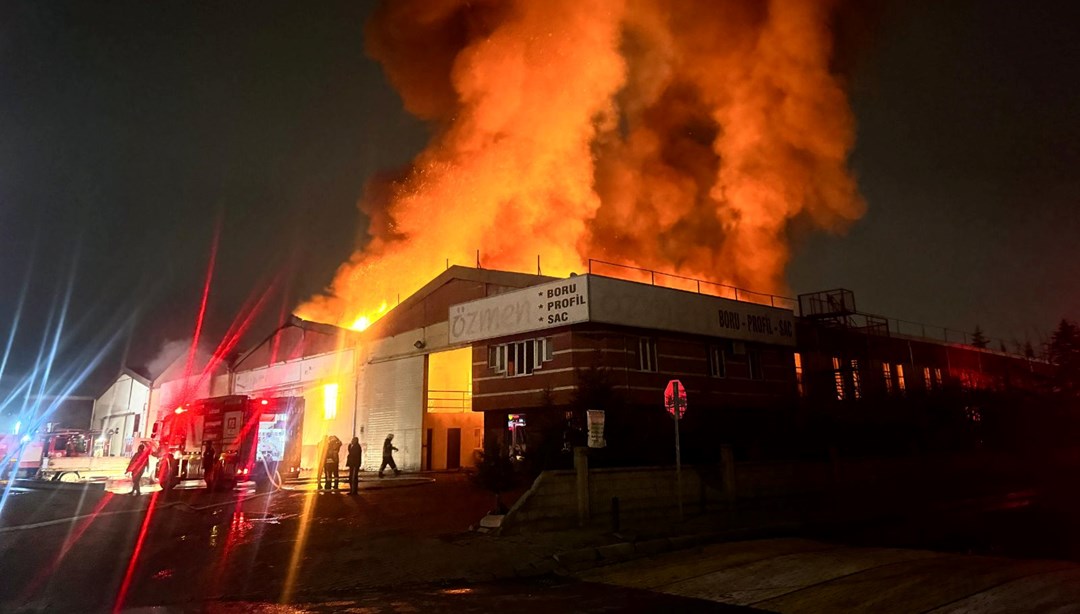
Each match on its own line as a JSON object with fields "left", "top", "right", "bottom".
{"left": 0, "top": 476, "right": 729, "bottom": 613}
{"left": 5, "top": 471, "right": 1080, "bottom": 613}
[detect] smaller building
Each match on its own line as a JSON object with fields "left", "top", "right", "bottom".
{"left": 452, "top": 274, "right": 798, "bottom": 466}
{"left": 90, "top": 367, "right": 151, "bottom": 456}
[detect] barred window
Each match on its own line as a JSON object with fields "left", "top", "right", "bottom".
{"left": 490, "top": 337, "right": 554, "bottom": 377}
{"left": 709, "top": 344, "right": 727, "bottom": 378}
{"left": 748, "top": 349, "right": 764, "bottom": 381}
{"left": 850, "top": 359, "right": 862, "bottom": 399}
{"left": 794, "top": 353, "right": 804, "bottom": 397}
{"left": 638, "top": 338, "right": 658, "bottom": 372}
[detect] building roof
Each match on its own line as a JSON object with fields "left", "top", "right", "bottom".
{"left": 364, "top": 265, "right": 555, "bottom": 339}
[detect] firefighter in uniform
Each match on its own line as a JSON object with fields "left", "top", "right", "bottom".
{"left": 379, "top": 433, "right": 400, "bottom": 478}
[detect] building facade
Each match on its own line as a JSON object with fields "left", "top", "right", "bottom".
{"left": 90, "top": 368, "right": 151, "bottom": 456}
{"left": 147, "top": 268, "right": 1049, "bottom": 475}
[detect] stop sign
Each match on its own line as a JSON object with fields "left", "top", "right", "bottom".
{"left": 664, "top": 379, "right": 687, "bottom": 419}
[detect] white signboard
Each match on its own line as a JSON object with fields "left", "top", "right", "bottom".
{"left": 448, "top": 277, "right": 590, "bottom": 343}
{"left": 587, "top": 276, "right": 796, "bottom": 347}
{"left": 587, "top": 410, "right": 606, "bottom": 448}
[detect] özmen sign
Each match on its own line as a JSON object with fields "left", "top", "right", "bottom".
{"left": 448, "top": 277, "right": 591, "bottom": 343}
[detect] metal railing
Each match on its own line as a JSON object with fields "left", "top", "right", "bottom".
{"left": 587, "top": 259, "right": 798, "bottom": 311}
{"left": 426, "top": 389, "right": 472, "bottom": 413}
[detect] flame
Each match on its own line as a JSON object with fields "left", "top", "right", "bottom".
{"left": 350, "top": 300, "right": 389, "bottom": 332}
{"left": 297, "top": 0, "right": 865, "bottom": 327}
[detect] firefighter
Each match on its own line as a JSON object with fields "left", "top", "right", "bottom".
{"left": 315, "top": 435, "right": 328, "bottom": 490}
{"left": 125, "top": 443, "right": 149, "bottom": 496}
{"left": 378, "top": 433, "right": 400, "bottom": 478}
{"left": 324, "top": 435, "right": 342, "bottom": 491}
{"left": 346, "top": 436, "right": 362, "bottom": 495}
{"left": 202, "top": 441, "right": 216, "bottom": 487}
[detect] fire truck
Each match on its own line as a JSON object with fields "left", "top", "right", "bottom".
{"left": 153, "top": 395, "right": 304, "bottom": 491}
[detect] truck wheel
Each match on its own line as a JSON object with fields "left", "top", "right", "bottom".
{"left": 158, "top": 459, "right": 176, "bottom": 492}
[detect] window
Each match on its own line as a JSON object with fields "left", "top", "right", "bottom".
{"left": 490, "top": 338, "right": 554, "bottom": 377}
{"left": 748, "top": 349, "right": 764, "bottom": 380}
{"left": 833, "top": 357, "right": 845, "bottom": 401}
{"left": 923, "top": 366, "right": 933, "bottom": 392}
{"left": 933, "top": 367, "right": 943, "bottom": 388}
{"left": 794, "top": 353, "right": 804, "bottom": 397}
{"left": 638, "top": 338, "right": 658, "bottom": 372}
{"left": 850, "top": 359, "right": 862, "bottom": 399}
{"left": 883, "top": 363, "right": 893, "bottom": 394}
{"left": 896, "top": 364, "right": 906, "bottom": 393}
{"left": 709, "top": 344, "right": 727, "bottom": 378}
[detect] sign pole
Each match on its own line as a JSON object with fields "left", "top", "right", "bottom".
{"left": 674, "top": 381, "right": 684, "bottom": 522}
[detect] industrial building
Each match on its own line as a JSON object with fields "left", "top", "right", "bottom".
{"left": 145, "top": 264, "right": 1046, "bottom": 476}
{"left": 89, "top": 367, "right": 151, "bottom": 457}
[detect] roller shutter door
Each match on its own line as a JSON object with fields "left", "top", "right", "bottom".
{"left": 359, "top": 356, "right": 424, "bottom": 471}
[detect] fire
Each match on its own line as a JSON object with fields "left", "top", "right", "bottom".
{"left": 350, "top": 300, "right": 389, "bottom": 332}
{"left": 297, "top": 0, "right": 865, "bottom": 328}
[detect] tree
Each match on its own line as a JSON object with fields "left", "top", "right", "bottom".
{"left": 1023, "top": 340, "right": 1036, "bottom": 360}
{"left": 970, "top": 325, "right": 989, "bottom": 349}
{"left": 1048, "top": 319, "right": 1080, "bottom": 397}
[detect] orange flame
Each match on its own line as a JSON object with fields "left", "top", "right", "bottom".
{"left": 297, "top": 0, "right": 865, "bottom": 328}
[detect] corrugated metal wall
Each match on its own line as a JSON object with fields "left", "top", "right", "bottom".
{"left": 359, "top": 356, "right": 424, "bottom": 471}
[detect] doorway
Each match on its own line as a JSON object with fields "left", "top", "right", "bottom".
{"left": 446, "top": 428, "right": 461, "bottom": 470}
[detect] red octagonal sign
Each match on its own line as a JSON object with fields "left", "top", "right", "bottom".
{"left": 664, "top": 379, "right": 687, "bottom": 419}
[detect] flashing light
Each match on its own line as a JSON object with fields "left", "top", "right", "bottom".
{"left": 20, "top": 435, "right": 30, "bottom": 444}
{"left": 260, "top": 399, "right": 269, "bottom": 406}
{"left": 174, "top": 407, "right": 186, "bottom": 415}
{"left": 172, "top": 451, "right": 181, "bottom": 460}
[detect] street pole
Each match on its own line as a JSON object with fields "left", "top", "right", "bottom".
{"left": 674, "top": 382, "right": 684, "bottom": 522}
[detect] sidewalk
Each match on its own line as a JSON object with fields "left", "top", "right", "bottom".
{"left": 575, "top": 536, "right": 1080, "bottom": 612}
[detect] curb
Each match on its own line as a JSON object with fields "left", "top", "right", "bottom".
{"left": 284, "top": 477, "right": 437, "bottom": 492}
{"left": 551, "top": 522, "right": 803, "bottom": 573}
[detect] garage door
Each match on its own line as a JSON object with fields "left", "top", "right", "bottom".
{"left": 358, "top": 356, "right": 423, "bottom": 471}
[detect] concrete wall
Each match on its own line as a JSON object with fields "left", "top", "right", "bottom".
{"left": 499, "top": 451, "right": 1011, "bottom": 534}
{"left": 502, "top": 464, "right": 723, "bottom": 533}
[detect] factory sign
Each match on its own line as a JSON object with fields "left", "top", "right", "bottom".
{"left": 449, "top": 277, "right": 591, "bottom": 343}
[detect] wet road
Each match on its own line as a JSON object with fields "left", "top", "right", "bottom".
{"left": 5, "top": 472, "right": 1080, "bottom": 613}
{"left": 0, "top": 477, "right": 728, "bottom": 613}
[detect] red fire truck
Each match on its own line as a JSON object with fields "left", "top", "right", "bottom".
{"left": 153, "top": 395, "right": 304, "bottom": 491}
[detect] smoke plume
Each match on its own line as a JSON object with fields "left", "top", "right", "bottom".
{"left": 298, "top": 0, "right": 865, "bottom": 328}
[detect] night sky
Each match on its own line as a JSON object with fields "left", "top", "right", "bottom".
{"left": 1, "top": 1, "right": 1078, "bottom": 398}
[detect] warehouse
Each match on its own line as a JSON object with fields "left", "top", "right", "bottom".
{"left": 149, "top": 265, "right": 1047, "bottom": 475}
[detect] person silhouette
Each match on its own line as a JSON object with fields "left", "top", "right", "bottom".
{"left": 378, "top": 434, "right": 400, "bottom": 478}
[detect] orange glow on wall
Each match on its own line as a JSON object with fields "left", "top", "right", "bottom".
{"left": 427, "top": 348, "right": 472, "bottom": 413}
